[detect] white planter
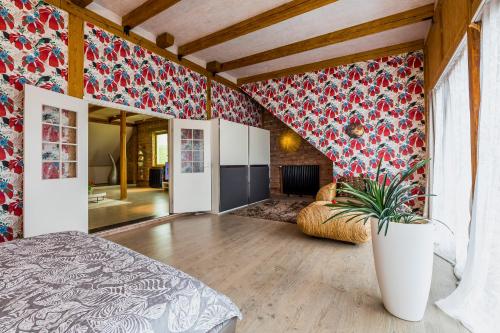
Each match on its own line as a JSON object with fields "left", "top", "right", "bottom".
{"left": 371, "top": 218, "right": 434, "bottom": 321}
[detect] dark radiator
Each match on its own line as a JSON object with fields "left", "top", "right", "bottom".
{"left": 281, "top": 165, "right": 320, "bottom": 196}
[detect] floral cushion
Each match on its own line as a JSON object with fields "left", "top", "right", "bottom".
{"left": 316, "top": 183, "right": 337, "bottom": 201}
{"left": 336, "top": 176, "right": 366, "bottom": 198}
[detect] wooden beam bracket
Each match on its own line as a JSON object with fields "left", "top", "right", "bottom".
{"left": 206, "top": 61, "right": 222, "bottom": 75}
{"left": 156, "top": 32, "right": 175, "bottom": 49}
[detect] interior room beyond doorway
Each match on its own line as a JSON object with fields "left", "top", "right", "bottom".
{"left": 87, "top": 104, "right": 170, "bottom": 232}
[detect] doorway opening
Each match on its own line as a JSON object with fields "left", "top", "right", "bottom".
{"left": 87, "top": 104, "right": 171, "bottom": 232}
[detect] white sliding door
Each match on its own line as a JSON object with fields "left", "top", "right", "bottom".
{"left": 249, "top": 126, "right": 270, "bottom": 165}
{"left": 220, "top": 119, "right": 248, "bottom": 165}
{"left": 24, "top": 85, "right": 88, "bottom": 237}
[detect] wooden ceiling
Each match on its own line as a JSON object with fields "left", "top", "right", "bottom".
{"left": 80, "top": 0, "right": 434, "bottom": 84}
{"left": 89, "top": 105, "right": 156, "bottom": 126}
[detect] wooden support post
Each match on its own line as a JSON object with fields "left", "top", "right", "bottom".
{"left": 206, "top": 77, "right": 212, "bottom": 120}
{"left": 120, "top": 111, "right": 128, "bottom": 200}
{"left": 467, "top": 23, "right": 481, "bottom": 193}
{"left": 423, "top": 43, "right": 431, "bottom": 162}
{"left": 68, "top": 13, "right": 84, "bottom": 98}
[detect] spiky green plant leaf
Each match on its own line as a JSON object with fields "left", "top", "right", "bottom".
{"left": 325, "top": 159, "right": 435, "bottom": 235}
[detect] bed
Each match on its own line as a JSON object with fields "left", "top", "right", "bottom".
{"left": 0, "top": 231, "right": 241, "bottom": 333}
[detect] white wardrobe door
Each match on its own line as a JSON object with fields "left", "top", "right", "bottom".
{"left": 220, "top": 119, "right": 248, "bottom": 165}
{"left": 249, "top": 126, "right": 270, "bottom": 165}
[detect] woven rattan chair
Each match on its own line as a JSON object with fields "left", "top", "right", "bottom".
{"left": 297, "top": 183, "right": 371, "bottom": 244}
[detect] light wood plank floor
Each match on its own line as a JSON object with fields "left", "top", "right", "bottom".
{"left": 89, "top": 187, "right": 169, "bottom": 230}
{"left": 105, "top": 214, "right": 469, "bottom": 333}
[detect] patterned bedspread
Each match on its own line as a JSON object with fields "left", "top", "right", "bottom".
{"left": 0, "top": 231, "right": 241, "bottom": 332}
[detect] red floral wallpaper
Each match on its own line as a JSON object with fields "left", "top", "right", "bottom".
{"left": 84, "top": 23, "right": 208, "bottom": 119}
{"left": 0, "top": 0, "right": 68, "bottom": 241}
{"left": 0, "top": 7, "right": 263, "bottom": 242}
{"left": 241, "top": 51, "right": 426, "bottom": 210}
{"left": 211, "top": 80, "right": 262, "bottom": 127}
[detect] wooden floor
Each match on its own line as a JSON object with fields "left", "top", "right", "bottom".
{"left": 105, "top": 213, "right": 469, "bottom": 333}
{"left": 89, "top": 187, "right": 169, "bottom": 230}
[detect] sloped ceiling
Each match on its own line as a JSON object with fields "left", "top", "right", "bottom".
{"left": 88, "top": 123, "right": 133, "bottom": 166}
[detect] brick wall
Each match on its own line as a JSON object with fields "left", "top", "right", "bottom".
{"left": 135, "top": 119, "right": 169, "bottom": 187}
{"left": 262, "top": 112, "right": 333, "bottom": 195}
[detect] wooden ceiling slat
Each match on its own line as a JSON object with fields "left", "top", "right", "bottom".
{"left": 177, "top": 0, "right": 338, "bottom": 56}
{"left": 122, "top": 0, "right": 181, "bottom": 29}
{"left": 237, "top": 40, "right": 425, "bottom": 85}
{"left": 220, "top": 4, "right": 434, "bottom": 73}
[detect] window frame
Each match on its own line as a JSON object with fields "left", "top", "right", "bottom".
{"left": 153, "top": 131, "right": 168, "bottom": 167}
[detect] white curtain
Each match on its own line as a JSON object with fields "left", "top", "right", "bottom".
{"left": 429, "top": 45, "right": 472, "bottom": 278}
{"left": 436, "top": 1, "right": 500, "bottom": 331}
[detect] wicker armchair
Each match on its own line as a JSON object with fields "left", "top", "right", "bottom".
{"left": 297, "top": 182, "right": 371, "bottom": 244}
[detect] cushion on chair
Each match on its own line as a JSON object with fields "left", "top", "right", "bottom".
{"left": 296, "top": 201, "right": 371, "bottom": 244}
{"left": 316, "top": 182, "right": 337, "bottom": 201}
{"left": 336, "top": 176, "right": 366, "bottom": 198}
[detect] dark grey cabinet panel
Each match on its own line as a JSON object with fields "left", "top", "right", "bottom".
{"left": 249, "top": 165, "right": 270, "bottom": 204}
{"left": 220, "top": 166, "right": 249, "bottom": 212}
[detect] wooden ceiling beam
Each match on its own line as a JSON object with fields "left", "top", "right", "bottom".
{"left": 156, "top": 32, "right": 175, "bottom": 49}
{"left": 122, "top": 0, "right": 181, "bottom": 30}
{"left": 221, "top": 4, "right": 434, "bottom": 72}
{"left": 69, "top": 0, "right": 93, "bottom": 7}
{"left": 43, "top": 0, "right": 241, "bottom": 92}
{"left": 89, "top": 117, "right": 135, "bottom": 127}
{"left": 109, "top": 112, "right": 135, "bottom": 123}
{"left": 89, "top": 105, "right": 106, "bottom": 113}
{"left": 178, "top": 0, "right": 339, "bottom": 56}
{"left": 237, "top": 40, "right": 424, "bottom": 85}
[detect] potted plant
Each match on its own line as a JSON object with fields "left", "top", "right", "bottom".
{"left": 325, "top": 159, "right": 435, "bottom": 321}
